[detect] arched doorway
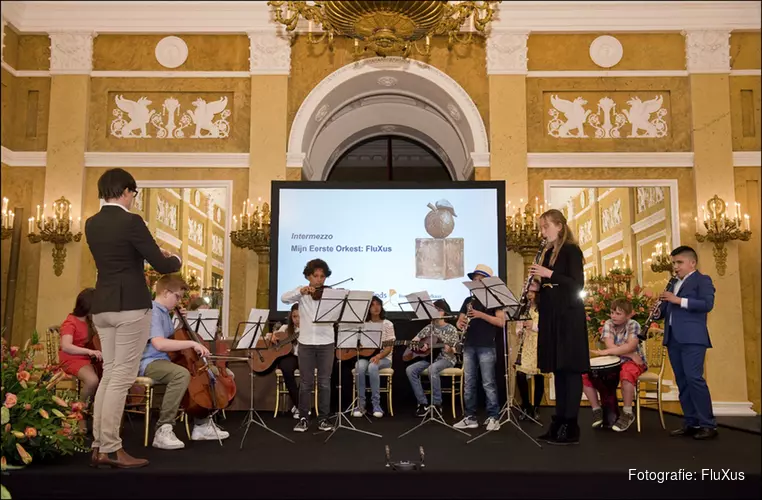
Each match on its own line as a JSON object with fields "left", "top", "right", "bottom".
{"left": 287, "top": 57, "right": 489, "bottom": 181}
{"left": 327, "top": 135, "right": 451, "bottom": 181}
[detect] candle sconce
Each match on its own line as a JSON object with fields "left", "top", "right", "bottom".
{"left": 695, "top": 194, "right": 752, "bottom": 276}
{"left": 646, "top": 241, "right": 673, "bottom": 274}
{"left": 230, "top": 199, "right": 271, "bottom": 254}
{"left": 506, "top": 198, "right": 545, "bottom": 256}
{"left": 27, "top": 196, "right": 82, "bottom": 277}
{"left": 184, "top": 268, "right": 201, "bottom": 292}
{"left": 1, "top": 197, "right": 15, "bottom": 240}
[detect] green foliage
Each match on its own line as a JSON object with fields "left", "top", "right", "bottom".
{"left": 584, "top": 284, "right": 659, "bottom": 342}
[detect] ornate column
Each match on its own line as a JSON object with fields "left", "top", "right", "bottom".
{"left": 685, "top": 30, "right": 753, "bottom": 414}
{"left": 488, "top": 30, "right": 530, "bottom": 294}
{"left": 35, "top": 32, "right": 94, "bottom": 333}
{"left": 246, "top": 30, "right": 290, "bottom": 311}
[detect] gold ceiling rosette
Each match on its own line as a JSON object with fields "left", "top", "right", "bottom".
{"left": 268, "top": 1, "right": 501, "bottom": 57}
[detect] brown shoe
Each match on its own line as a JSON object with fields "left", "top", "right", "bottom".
{"left": 89, "top": 447, "right": 99, "bottom": 467}
{"left": 92, "top": 448, "right": 149, "bottom": 469}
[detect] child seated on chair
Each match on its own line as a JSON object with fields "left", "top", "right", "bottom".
{"left": 353, "top": 296, "right": 395, "bottom": 419}
{"left": 139, "top": 274, "right": 230, "bottom": 450}
{"left": 585, "top": 298, "right": 647, "bottom": 433}
{"left": 59, "top": 287, "right": 102, "bottom": 432}
{"left": 404, "top": 299, "right": 460, "bottom": 418}
{"left": 264, "top": 303, "right": 306, "bottom": 419}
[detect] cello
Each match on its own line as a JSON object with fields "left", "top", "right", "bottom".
{"left": 84, "top": 317, "right": 103, "bottom": 379}
{"left": 169, "top": 307, "right": 236, "bottom": 418}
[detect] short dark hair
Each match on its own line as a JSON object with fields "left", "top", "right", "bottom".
{"left": 366, "top": 296, "right": 386, "bottom": 321}
{"left": 610, "top": 298, "right": 634, "bottom": 316}
{"left": 72, "top": 287, "right": 95, "bottom": 317}
{"left": 433, "top": 299, "right": 451, "bottom": 314}
{"left": 671, "top": 245, "right": 698, "bottom": 262}
{"left": 98, "top": 168, "right": 137, "bottom": 200}
{"left": 303, "top": 258, "right": 332, "bottom": 279}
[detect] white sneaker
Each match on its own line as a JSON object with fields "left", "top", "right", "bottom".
{"left": 291, "top": 406, "right": 299, "bottom": 419}
{"left": 152, "top": 424, "right": 185, "bottom": 450}
{"left": 485, "top": 417, "right": 500, "bottom": 431}
{"left": 191, "top": 420, "right": 230, "bottom": 441}
{"left": 352, "top": 405, "right": 366, "bottom": 418}
{"left": 453, "top": 416, "right": 479, "bottom": 429}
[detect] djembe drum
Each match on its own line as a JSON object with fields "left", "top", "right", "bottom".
{"left": 588, "top": 355, "right": 621, "bottom": 428}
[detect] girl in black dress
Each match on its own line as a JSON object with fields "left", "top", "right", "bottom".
{"left": 529, "top": 209, "right": 589, "bottom": 445}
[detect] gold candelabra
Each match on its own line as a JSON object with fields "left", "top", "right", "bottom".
{"left": 268, "top": 1, "right": 500, "bottom": 58}
{"left": 695, "top": 194, "right": 752, "bottom": 276}
{"left": 230, "top": 198, "right": 271, "bottom": 253}
{"left": 506, "top": 198, "right": 545, "bottom": 256}
{"left": 1, "top": 197, "right": 15, "bottom": 240}
{"left": 184, "top": 268, "right": 201, "bottom": 292}
{"left": 646, "top": 241, "right": 673, "bottom": 273}
{"left": 27, "top": 196, "right": 82, "bottom": 277}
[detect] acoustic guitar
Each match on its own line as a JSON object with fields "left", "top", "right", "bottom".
{"left": 337, "top": 339, "right": 462, "bottom": 361}
{"left": 249, "top": 329, "right": 299, "bottom": 373}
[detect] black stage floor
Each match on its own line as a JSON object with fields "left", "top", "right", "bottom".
{"left": 4, "top": 409, "right": 760, "bottom": 499}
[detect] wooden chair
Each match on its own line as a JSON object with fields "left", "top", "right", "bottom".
{"left": 422, "top": 366, "right": 464, "bottom": 418}
{"left": 123, "top": 381, "right": 191, "bottom": 447}
{"left": 636, "top": 327, "right": 667, "bottom": 432}
{"left": 274, "top": 368, "right": 318, "bottom": 417}
{"left": 350, "top": 367, "right": 394, "bottom": 416}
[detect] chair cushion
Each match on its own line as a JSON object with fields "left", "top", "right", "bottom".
{"left": 135, "top": 376, "right": 154, "bottom": 386}
{"left": 422, "top": 367, "right": 462, "bottom": 376}
{"left": 638, "top": 372, "right": 660, "bottom": 383}
{"left": 277, "top": 369, "right": 300, "bottom": 377}
{"left": 351, "top": 368, "right": 394, "bottom": 376}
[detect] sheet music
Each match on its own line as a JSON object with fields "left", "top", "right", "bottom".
{"left": 336, "top": 322, "right": 382, "bottom": 349}
{"left": 313, "top": 288, "right": 349, "bottom": 323}
{"left": 463, "top": 277, "right": 519, "bottom": 310}
{"left": 403, "top": 291, "right": 440, "bottom": 320}
{"left": 185, "top": 309, "right": 219, "bottom": 341}
{"left": 234, "top": 308, "right": 269, "bottom": 350}
{"left": 339, "top": 290, "right": 374, "bottom": 324}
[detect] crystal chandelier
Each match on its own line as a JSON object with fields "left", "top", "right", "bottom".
{"left": 268, "top": 1, "right": 501, "bottom": 57}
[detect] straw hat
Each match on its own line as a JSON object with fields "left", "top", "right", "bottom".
{"left": 467, "top": 264, "right": 493, "bottom": 280}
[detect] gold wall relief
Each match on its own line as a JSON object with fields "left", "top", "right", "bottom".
{"left": 5, "top": 77, "right": 50, "bottom": 152}
{"left": 88, "top": 78, "right": 250, "bottom": 152}
{"left": 730, "top": 32, "right": 762, "bottom": 71}
{"left": 730, "top": 76, "right": 762, "bottom": 151}
{"left": 528, "top": 78, "right": 691, "bottom": 152}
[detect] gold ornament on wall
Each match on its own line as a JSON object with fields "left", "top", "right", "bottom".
{"left": 230, "top": 198, "right": 271, "bottom": 253}
{"left": 506, "top": 198, "right": 545, "bottom": 256}
{"left": 268, "top": 1, "right": 500, "bottom": 57}
{"left": 695, "top": 195, "right": 752, "bottom": 276}
{"left": 27, "top": 197, "right": 83, "bottom": 277}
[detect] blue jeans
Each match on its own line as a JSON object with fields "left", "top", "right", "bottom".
{"left": 355, "top": 357, "right": 392, "bottom": 407}
{"left": 406, "top": 358, "right": 454, "bottom": 406}
{"left": 462, "top": 346, "right": 499, "bottom": 418}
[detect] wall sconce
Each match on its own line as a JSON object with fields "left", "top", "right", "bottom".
{"left": 647, "top": 241, "right": 673, "bottom": 273}
{"left": 27, "top": 196, "right": 82, "bottom": 277}
{"left": 184, "top": 268, "right": 201, "bottom": 292}
{"left": 1, "top": 197, "right": 15, "bottom": 240}
{"left": 506, "top": 198, "right": 545, "bottom": 256}
{"left": 695, "top": 194, "right": 752, "bottom": 276}
{"left": 230, "top": 198, "right": 271, "bottom": 253}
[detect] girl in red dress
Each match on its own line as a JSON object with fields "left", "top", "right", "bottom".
{"left": 59, "top": 288, "right": 102, "bottom": 407}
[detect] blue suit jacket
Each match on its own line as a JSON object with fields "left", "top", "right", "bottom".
{"left": 659, "top": 270, "right": 715, "bottom": 347}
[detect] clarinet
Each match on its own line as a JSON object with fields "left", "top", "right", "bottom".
{"left": 517, "top": 239, "right": 547, "bottom": 318}
{"left": 639, "top": 274, "right": 678, "bottom": 340}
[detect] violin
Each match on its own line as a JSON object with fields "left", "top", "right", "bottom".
{"left": 169, "top": 307, "right": 235, "bottom": 418}
{"left": 309, "top": 277, "right": 354, "bottom": 300}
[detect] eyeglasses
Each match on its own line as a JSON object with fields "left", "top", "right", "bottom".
{"left": 128, "top": 187, "right": 139, "bottom": 196}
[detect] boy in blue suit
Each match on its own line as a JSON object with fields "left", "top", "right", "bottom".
{"left": 656, "top": 245, "right": 717, "bottom": 440}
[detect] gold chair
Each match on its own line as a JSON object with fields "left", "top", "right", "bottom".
{"left": 274, "top": 368, "right": 319, "bottom": 417}
{"left": 422, "top": 366, "right": 464, "bottom": 418}
{"left": 636, "top": 327, "right": 667, "bottom": 432}
{"left": 123, "top": 377, "right": 156, "bottom": 447}
{"left": 44, "top": 326, "right": 80, "bottom": 396}
{"left": 350, "top": 367, "right": 394, "bottom": 416}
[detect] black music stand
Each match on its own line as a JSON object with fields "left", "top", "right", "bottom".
{"left": 461, "top": 277, "right": 542, "bottom": 447}
{"left": 232, "top": 308, "right": 294, "bottom": 447}
{"left": 397, "top": 291, "right": 470, "bottom": 439}
{"left": 315, "top": 289, "right": 380, "bottom": 442}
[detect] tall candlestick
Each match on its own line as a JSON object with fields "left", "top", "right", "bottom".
{"left": 28, "top": 217, "right": 33, "bottom": 234}
{"left": 77, "top": 216, "right": 81, "bottom": 232}
{"left": 9, "top": 211, "right": 14, "bottom": 228}
{"left": 37, "top": 205, "right": 41, "bottom": 220}
{"left": 745, "top": 214, "right": 750, "bottom": 231}
{"left": 2, "top": 197, "right": 7, "bottom": 213}
{"left": 535, "top": 196, "right": 539, "bottom": 214}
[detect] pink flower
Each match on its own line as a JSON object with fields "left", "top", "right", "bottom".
{"left": 9, "top": 346, "right": 18, "bottom": 357}
{"left": 24, "top": 426, "right": 37, "bottom": 438}
{"left": 4, "top": 393, "right": 17, "bottom": 409}
{"left": 644, "top": 290, "right": 653, "bottom": 298}
{"left": 38, "top": 409, "right": 49, "bottom": 419}
{"left": 61, "top": 426, "right": 72, "bottom": 436}
{"left": 23, "top": 403, "right": 32, "bottom": 411}
{"left": 16, "top": 370, "right": 30, "bottom": 382}
{"left": 598, "top": 327, "right": 603, "bottom": 334}
{"left": 70, "top": 402, "right": 84, "bottom": 413}
{"left": 51, "top": 395, "right": 68, "bottom": 407}
{"left": 16, "top": 443, "right": 32, "bottom": 464}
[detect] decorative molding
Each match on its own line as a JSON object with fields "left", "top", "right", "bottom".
{"left": 597, "top": 230, "right": 623, "bottom": 251}
{"left": 211, "top": 219, "right": 225, "bottom": 232}
{"left": 111, "top": 95, "right": 230, "bottom": 139}
{"left": 1, "top": 61, "right": 50, "bottom": 77}
{"left": 1, "top": 16, "right": 6, "bottom": 63}
{"left": 733, "top": 151, "right": 762, "bottom": 167}
{"left": 636, "top": 186, "right": 665, "bottom": 213}
{"left": 247, "top": 30, "right": 290, "bottom": 75}
{"left": 185, "top": 260, "right": 204, "bottom": 273}
{"left": 187, "top": 201, "right": 207, "bottom": 219}
{"left": 601, "top": 198, "right": 622, "bottom": 233}
{"left": 636, "top": 229, "right": 667, "bottom": 285}
{"left": 470, "top": 152, "right": 490, "bottom": 168}
{"left": 582, "top": 247, "right": 593, "bottom": 259}
{"left": 486, "top": 30, "right": 529, "bottom": 75}
{"left": 0, "top": 147, "right": 46, "bottom": 167}
{"left": 84, "top": 152, "right": 249, "bottom": 168}
{"left": 527, "top": 152, "right": 694, "bottom": 168}
{"left": 187, "top": 218, "right": 204, "bottom": 247}
{"left": 573, "top": 203, "right": 592, "bottom": 221}
{"left": 155, "top": 228, "right": 182, "bottom": 250}
{"left": 211, "top": 258, "right": 225, "bottom": 270}
{"left": 578, "top": 219, "right": 593, "bottom": 246}
{"left": 528, "top": 70, "right": 688, "bottom": 78}
{"left": 155, "top": 36, "right": 188, "bottom": 69}
{"left": 155, "top": 195, "right": 178, "bottom": 230}
{"left": 631, "top": 208, "right": 667, "bottom": 234}
{"left": 730, "top": 69, "right": 762, "bottom": 77}
{"left": 212, "top": 234, "right": 224, "bottom": 257}
{"left": 93, "top": 70, "right": 249, "bottom": 78}
{"left": 601, "top": 248, "right": 625, "bottom": 271}
{"left": 589, "top": 35, "right": 623, "bottom": 68}
{"left": 164, "top": 188, "right": 181, "bottom": 200}
{"left": 712, "top": 401, "right": 757, "bottom": 417}
{"left": 684, "top": 30, "right": 731, "bottom": 74}
{"left": 187, "top": 245, "right": 207, "bottom": 262}
{"left": 597, "top": 188, "right": 615, "bottom": 201}
{"left": 48, "top": 31, "right": 94, "bottom": 75}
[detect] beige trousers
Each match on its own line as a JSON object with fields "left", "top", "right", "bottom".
{"left": 92, "top": 308, "right": 152, "bottom": 454}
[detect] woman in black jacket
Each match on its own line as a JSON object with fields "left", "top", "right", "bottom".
{"left": 529, "top": 209, "right": 589, "bottom": 445}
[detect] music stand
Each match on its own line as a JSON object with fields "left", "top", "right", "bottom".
{"left": 397, "top": 291, "right": 470, "bottom": 439}
{"left": 461, "top": 277, "right": 542, "bottom": 447}
{"left": 341, "top": 321, "right": 384, "bottom": 423}
{"left": 232, "top": 309, "right": 294, "bottom": 446}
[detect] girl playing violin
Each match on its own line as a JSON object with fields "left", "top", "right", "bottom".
{"left": 281, "top": 258, "right": 336, "bottom": 433}
{"left": 59, "top": 288, "right": 102, "bottom": 430}
{"left": 264, "top": 304, "right": 304, "bottom": 419}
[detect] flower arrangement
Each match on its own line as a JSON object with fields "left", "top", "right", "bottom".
{"left": 1, "top": 332, "right": 87, "bottom": 469}
{"left": 584, "top": 283, "right": 659, "bottom": 343}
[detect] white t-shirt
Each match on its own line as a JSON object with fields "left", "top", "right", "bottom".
{"left": 276, "top": 324, "right": 299, "bottom": 356}
{"left": 369, "top": 319, "right": 396, "bottom": 361}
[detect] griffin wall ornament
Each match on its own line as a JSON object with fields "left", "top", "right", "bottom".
{"left": 110, "top": 95, "right": 231, "bottom": 139}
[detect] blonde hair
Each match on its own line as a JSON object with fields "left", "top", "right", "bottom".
{"left": 540, "top": 208, "right": 578, "bottom": 267}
